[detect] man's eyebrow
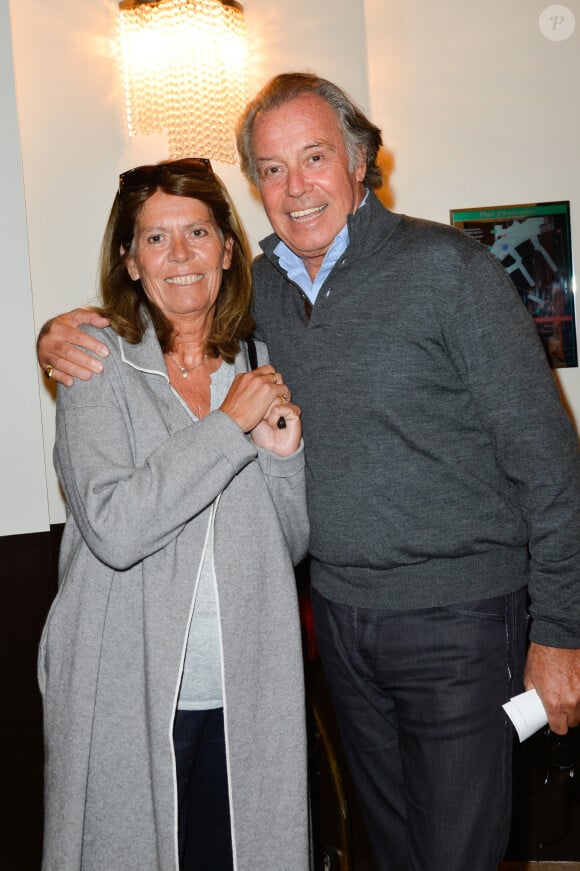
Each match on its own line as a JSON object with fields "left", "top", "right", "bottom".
{"left": 256, "top": 140, "right": 335, "bottom": 162}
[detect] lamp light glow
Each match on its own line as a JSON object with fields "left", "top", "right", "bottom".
{"left": 118, "top": 0, "right": 249, "bottom": 163}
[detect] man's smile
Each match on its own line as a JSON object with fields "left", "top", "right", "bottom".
{"left": 288, "top": 204, "right": 328, "bottom": 222}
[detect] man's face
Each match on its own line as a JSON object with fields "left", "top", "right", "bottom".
{"left": 251, "top": 93, "right": 366, "bottom": 280}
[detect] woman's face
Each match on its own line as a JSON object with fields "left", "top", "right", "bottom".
{"left": 126, "top": 190, "right": 233, "bottom": 322}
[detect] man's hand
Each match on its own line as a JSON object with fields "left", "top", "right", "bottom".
{"left": 37, "top": 308, "right": 110, "bottom": 387}
{"left": 524, "top": 642, "right": 580, "bottom": 734}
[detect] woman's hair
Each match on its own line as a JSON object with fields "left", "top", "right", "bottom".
{"left": 236, "top": 72, "right": 383, "bottom": 190}
{"left": 99, "top": 159, "right": 254, "bottom": 362}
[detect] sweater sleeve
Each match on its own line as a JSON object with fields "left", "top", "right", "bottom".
{"left": 55, "top": 348, "right": 259, "bottom": 571}
{"left": 445, "top": 244, "right": 580, "bottom": 647}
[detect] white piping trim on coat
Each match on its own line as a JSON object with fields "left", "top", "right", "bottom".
{"left": 210, "top": 492, "right": 239, "bottom": 871}
{"left": 168, "top": 500, "right": 216, "bottom": 869}
{"left": 117, "top": 334, "right": 168, "bottom": 378}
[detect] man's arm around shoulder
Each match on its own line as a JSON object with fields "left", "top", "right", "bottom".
{"left": 37, "top": 307, "right": 110, "bottom": 387}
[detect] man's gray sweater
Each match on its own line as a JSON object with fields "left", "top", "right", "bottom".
{"left": 252, "top": 191, "right": 580, "bottom": 648}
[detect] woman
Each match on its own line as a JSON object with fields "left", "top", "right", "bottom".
{"left": 38, "top": 159, "right": 310, "bottom": 871}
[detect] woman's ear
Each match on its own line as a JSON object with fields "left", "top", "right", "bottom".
{"left": 222, "top": 236, "right": 234, "bottom": 270}
{"left": 122, "top": 245, "right": 140, "bottom": 281}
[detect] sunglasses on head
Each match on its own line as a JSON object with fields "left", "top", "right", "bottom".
{"left": 118, "top": 157, "right": 213, "bottom": 196}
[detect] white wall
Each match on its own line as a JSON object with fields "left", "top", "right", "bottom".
{"left": 365, "top": 0, "right": 580, "bottom": 425}
{"left": 0, "top": 0, "right": 49, "bottom": 536}
{"left": 3, "top": 0, "right": 579, "bottom": 533}
{"left": 7, "top": 0, "right": 369, "bottom": 529}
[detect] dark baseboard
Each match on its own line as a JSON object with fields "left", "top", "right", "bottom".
{"left": 1, "top": 524, "right": 63, "bottom": 871}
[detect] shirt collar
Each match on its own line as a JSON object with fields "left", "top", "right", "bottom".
{"left": 273, "top": 189, "right": 369, "bottom": 303}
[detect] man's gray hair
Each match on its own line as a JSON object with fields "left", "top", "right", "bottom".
{"left": 236, "top": 72, "right": 383, "bottom": 190}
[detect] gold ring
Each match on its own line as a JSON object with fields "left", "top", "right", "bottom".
{"left": 45, "top": 365, "right": 54, "bottom": 379}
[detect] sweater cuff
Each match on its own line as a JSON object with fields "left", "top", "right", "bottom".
{"left": 529, "top": 615, "right": 580, "bottom": 649}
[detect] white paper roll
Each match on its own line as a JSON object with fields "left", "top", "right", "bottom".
{"left": 502, "top": 689, "right": 548, "bottom": 742}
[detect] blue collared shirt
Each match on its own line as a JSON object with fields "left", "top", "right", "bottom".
{"left": 273, "top": 190, "right": 369, "bottom": 304}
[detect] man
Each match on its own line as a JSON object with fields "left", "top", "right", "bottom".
{"left": 38, "top": 73, "right": 580, "bottom": 870}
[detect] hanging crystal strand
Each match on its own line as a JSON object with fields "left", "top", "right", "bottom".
{"left": 118, "top": 0, "right": 249, "bottom": 162}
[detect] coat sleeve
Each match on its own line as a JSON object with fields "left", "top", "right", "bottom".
{"left": 247, "top": 338, "right": 310, "bottom": 563}
{"left": 55, "top": 348, "right": 259, "bottom": 571}
{"left": 445, "top": 243, "right": 580, "bottom": 647}
{"left": 255, "top": 444, "right": 310, "bottom": 565}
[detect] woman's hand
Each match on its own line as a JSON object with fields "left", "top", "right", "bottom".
{"left": 251, "top": 395, "right": 302, "bottom": 456}
{"left": 37, "top": 308, "right": 110, "bottom": 387}
{"left": 220, "top": 365, "right": 301, "bottom": 454}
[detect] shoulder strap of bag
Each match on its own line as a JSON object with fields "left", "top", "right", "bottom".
{"left": 246, "top": 337, "right": 259, "bottom": 370}
{"left": 246, "top": 337, "right": 286, "bottom": 429}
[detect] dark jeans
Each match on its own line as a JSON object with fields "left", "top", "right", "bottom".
{"left": 173, "top": 708, "right": 233, "bottom": 871}
{"left": 311, "top": 586, "right": 528, "bottom": 871}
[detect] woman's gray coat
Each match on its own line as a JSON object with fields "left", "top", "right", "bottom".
{"left": 38, "top": 320, "right": 310, "bottom": 871}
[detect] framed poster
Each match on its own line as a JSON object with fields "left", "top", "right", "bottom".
{"left": 450, "top": 201, "right": 577, "bottom": 369}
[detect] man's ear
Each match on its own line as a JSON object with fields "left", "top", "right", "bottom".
{"left": 354, "top": 149, "right": 367, "bottom": 183}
